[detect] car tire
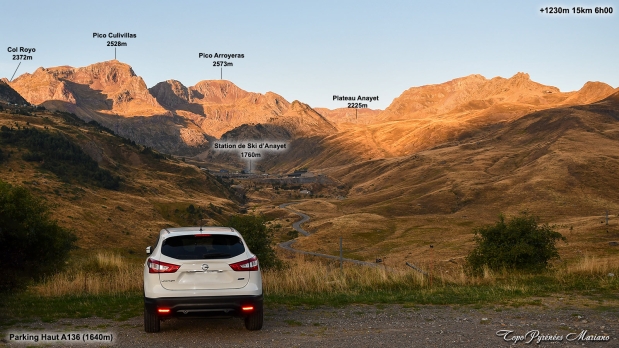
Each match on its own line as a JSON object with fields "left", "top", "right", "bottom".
{"left": 244, "top": 306, "right": 263, "bottom": 331}
{"left": 144, "top": 307, "right": 161, "bottom": 333}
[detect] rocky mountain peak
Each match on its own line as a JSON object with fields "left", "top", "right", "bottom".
{"left": 149, "top": 79, "right": 190, "bottom": 109}
{"left": 9, "top": 60, "right": 166, "bottom": 117}
{"left": 190, "top": 80, "right": 250, "bottom": 103}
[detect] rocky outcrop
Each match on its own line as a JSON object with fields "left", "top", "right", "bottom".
{"left": 561, "top": 81, "right": 615, "bottom": 105}
{"left": 10, "top": 61, "right": 167, "bottom": 117}
{"left": 276, "top": 100, "right": 337, "bottom": 137}
{"left": 149, "top": 79, "right": 190, "bottom": 109}
{"left": 150, "top": 79, "right": 335, "bottom": 139}
{"left": 378, "top": 72, "right": 616, "bottom": 122}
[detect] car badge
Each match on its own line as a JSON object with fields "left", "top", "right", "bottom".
{"left": 202, "top": 263, "right": 209, "bottom": 271}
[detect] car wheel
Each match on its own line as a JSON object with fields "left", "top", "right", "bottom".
{"left": 244, "top": 305, "right": 263, "bottom": 331}
{"left": 144, "top": 306, "right": 161, "bottom": 333}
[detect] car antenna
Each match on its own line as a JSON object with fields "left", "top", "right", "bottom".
{"left": 199, "top": 218, "right": 203, "bottom": 232}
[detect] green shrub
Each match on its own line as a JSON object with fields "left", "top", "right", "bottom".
{"left": 86, "top": 120, "right": 115, "bottom": 135}
{"left": 139, "top": 145, "right": 168, "bottom": 160}
{"left": 287, "top": 230, "right": 299, "bottom": 239}
{"left": 186, "top": 204, "right": 196, "bottom": 214}
{"left": 466, "top": 213, "right": 566, "bottom": 273}
{"left": 0, "top": 180, "right": 77, "bottom": 291}
{"left": 227, "top": 214, "right": 282, "bottom": 270}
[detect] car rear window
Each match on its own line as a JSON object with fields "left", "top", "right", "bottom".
{"left": 161, "top": 234, "right": 245, "bottom": 260}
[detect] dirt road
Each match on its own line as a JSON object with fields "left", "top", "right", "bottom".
{"left": 278, "top": 202, "right": 311, "bottom": 237}
{"left": 2, "top": 304, "right": 617, "bottom": 347}
{"left": 278, "top": 202, "right": 379, "bottom": 267}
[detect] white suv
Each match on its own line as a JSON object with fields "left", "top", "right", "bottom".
{"left": 143, "top": 227, "right": 263, "bottom": 333}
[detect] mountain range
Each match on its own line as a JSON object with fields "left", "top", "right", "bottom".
{"left": 8, "top": 61, "right": 336, "bottom": 154}
{"left": 4, "top": 60, "right": 618, "bottom": 170}
{"left": 3, "top": 60, "right": 619, "bottom": 262}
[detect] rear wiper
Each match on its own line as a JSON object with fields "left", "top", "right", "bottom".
{"left": 202, "top": 252, "right": 232, "bottom": 259}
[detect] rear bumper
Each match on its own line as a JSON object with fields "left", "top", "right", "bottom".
{"left": 144, "top": 294, "right": 263, "bottom": 319}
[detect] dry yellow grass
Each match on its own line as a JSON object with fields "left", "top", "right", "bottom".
{"left": 263, "top": 256, "right": 424, "bottom": 295}
{"left": 271, "top": 251, "right": 619, "bottom": 293}
{"left": 262, "top": 255, "right": 516, "bottom": 295}
{"left": 263, "top": 192, "right": 619, "bottom": 277}
{"left": 32, "top": 252, "right": 143, "bottom": 297}
{"left": 564, "top": 255, "right": 619, "bottom": 275}
{"left": 29, "top": 253, "right": 619, "bottom": 298}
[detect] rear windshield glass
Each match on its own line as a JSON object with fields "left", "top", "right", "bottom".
{"left": 161, "top": 235, "right": 245, "bottom": 260}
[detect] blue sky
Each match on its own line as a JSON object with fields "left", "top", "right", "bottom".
{"left": 1, "top": 0, "right": 616, "bottom": 109}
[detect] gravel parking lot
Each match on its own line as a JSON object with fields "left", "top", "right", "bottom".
{"left": 3, "top": 302, "right": 618, "bottom": 347}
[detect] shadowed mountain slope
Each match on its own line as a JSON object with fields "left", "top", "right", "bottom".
{"left": 0, "top": 79, "right": 28, "bottom": 105}
{"left": 324, "top": 91, "right": 619, "bottom": 220}
{"left": 150, "top": 79, "right": 335, "bottom": 139}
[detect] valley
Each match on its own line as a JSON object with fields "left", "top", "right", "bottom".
{"left": 1, "top": 61, "right": 619, "bottom": 273}
{"left": 2, "top": 3, "right": 619, "bottom": 346}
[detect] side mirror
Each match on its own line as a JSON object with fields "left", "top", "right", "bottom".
{"left": 146, "top": 246, "right": 152, "bottom": 254}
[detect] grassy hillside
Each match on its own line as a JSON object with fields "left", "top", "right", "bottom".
{"left": 252, "top": 93, "right": 619, "bottom": 272}
{"left": 0, "top": 105, "right": 238, "bottom": 252}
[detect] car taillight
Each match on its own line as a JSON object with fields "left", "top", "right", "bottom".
{"left": 147, "top": 258, "right": 180, "bottom": 273}
{"left": 229, "top": 256, "right": 259, "bottom": 271}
